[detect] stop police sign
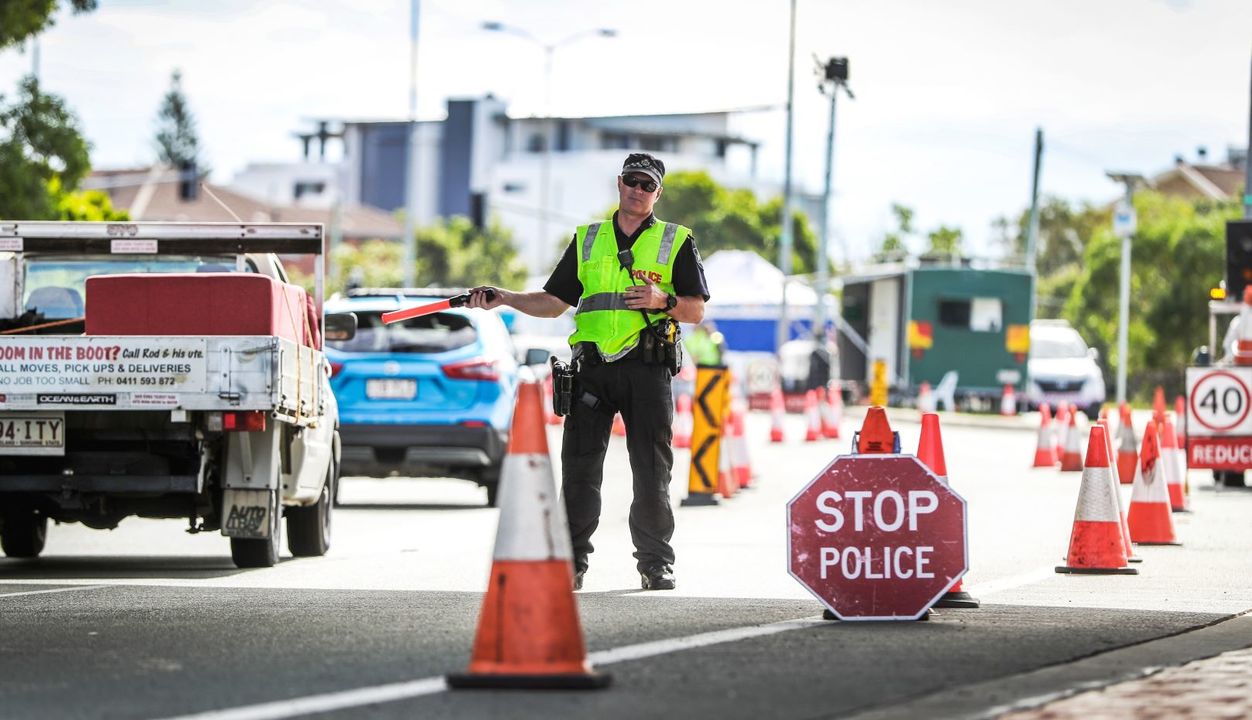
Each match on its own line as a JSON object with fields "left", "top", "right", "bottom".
{"left": 787, "top": 454, "right": 968, "bottom": 621}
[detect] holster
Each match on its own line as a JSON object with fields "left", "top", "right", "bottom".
{"left": 550, "top": 357, "right": 574, "bottom": 417}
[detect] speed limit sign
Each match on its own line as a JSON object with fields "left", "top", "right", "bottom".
{"left": 1186, "top": 368, "right": 1252, "bottom": 435}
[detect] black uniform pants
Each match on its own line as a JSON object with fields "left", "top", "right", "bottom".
{"left": 562, "top": 356, "right": 675, "bottom": 574}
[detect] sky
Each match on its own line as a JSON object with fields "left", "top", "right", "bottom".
{"left": 1, "top": 0, "right": 1249, "bottom": 263}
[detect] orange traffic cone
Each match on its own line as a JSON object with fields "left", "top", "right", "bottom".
{"left": 827, "top": 381, "right": 844, "bottom": 436}
{"left": 729, "top": 403, "right": 753, "bottom": 489}
{"left": 917, "top": 381, "right": 936, "bottom": 413}
{"left": 1235, "top": 285, "right": 1252, "bottom": 364}
{"left": 1127, "top": 422, "right": 1180, "bottom": 545}
{"left": 1116, "top": 405, "right": 1137, "bottom": 486}
{"left": 818, "top": 386, "right": 839, "bottom": 439}
{"left": 447, "top": 381, "right": 610, "bottom": 689}
{"left": 1098, "top": 418, "right": 1140, "bottom": 564}
{"left": 1160, "top": 416, "right": 1190, "bottom": 512}
{"left": 1053, "top": 403, "right": 1069, "bottom": 458}
{"left": 1059, "top": 411, "right": 1084, "bottom": 472}
{"left": 1000, "top": 384, "right": 1017, "bottom": 416}
{"left": 1152, "top": 386, "right": 1166, "bottom": 426}
{"left": 918, "top": 413, "right": 979, "bottom": 609}
{"left": 1055, "top": 425, "right": 1138, "bottom": 575}
{"left": 816, "top": 387, "right": 836, "bottom": 439}
{"left": 803, "top": 389, "right": 821, "bottom": 442}
{"left": 1174, "top": 395, "right": 1186, "bottom": 446}
{"left": 855, "top": 406, "right": 898, "bottom": 454}
{"left": 673, "top": 393, "right": 693, "bottom": 449}
{"left": 1033, "top": 403, "right": 1059, "bottom": 467}
{"left": 768, "top": 387, "right": 786, "bottom": 443}
{"left": 611, "top": 412, "right": 626, "bottom": 437}
{"left": 717, "top": 425, "right": 737, "bottom": 499}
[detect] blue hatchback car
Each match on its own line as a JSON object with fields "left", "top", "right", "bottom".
{"left": 325, "top": 289, "right": 519, "bottom": 505}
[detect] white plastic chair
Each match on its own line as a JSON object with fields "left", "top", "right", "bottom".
{"left": 934, "top": 371, "right": 958, "bottom": 412}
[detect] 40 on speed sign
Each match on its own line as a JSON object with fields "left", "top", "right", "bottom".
{"left": 1186, "top": 368, "right": 1252, "bottom": 435}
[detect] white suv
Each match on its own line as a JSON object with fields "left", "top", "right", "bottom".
{"left": 1026, "top": 320, "right": 1107, "bottom": 418}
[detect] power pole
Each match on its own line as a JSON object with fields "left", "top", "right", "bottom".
{"left": 1025, "top": 128, "right": 1044, "bottom": 274}
{"left": 816, "top": 57, "right": 853, "bottom": 342}
{"left": 776, "top": 0, "right": 797, "bottom": 352}
{"left": 1245, "top": 52, "right": 1251, "bottom": 220}
{"left": 401, "top": 0, "right": 421, "bottom": 288}
{"left": 1107, "top": 171, "right": 1144, "bottom": 404}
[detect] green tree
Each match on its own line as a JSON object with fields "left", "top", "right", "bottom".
{"left": 0, "top": 0, "right": 96, "bottom": 51}
{"left": 50, "top": 178, "right": 128, "bottom": 221}
{"left": 1064, "top": 191, "right": 1238, "bottom": 400}
{"left": 924, "top": 225, "right": 963, "bottom": 258}
{"left": 873, "top": 203, "right": 916, "bottom": 262}
{"left": 154, "top": 69, "right": 201, "bottom": 168}
{"left": 651, "top": 169, "right": 819, "bottom": 274}
{"left": 325, "top": 217, "right": 526, "bottom": 294}
{"left": 0, "top": 77, "right": 91, "bottom": 220}
{"left": 993, "top": 196, "right": 1109, "bottom": 316}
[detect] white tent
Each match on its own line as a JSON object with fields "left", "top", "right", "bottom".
{"left": 702, "top": 250, "right": 817, "bottom": 315}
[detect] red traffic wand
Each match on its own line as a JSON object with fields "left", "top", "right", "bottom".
{"left": 381, "top": 289, "right": 495, "bottom": 325}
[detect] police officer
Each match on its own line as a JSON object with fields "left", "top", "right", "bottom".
{"left": 468, "top": 152, "right": 710, "bottom": 591}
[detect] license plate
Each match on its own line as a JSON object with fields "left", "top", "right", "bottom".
{"left": 366, "top": 378, "right": 417, "bottom": 400}
{"left": 0, "top": 412, "right": 66, "bottom": 456}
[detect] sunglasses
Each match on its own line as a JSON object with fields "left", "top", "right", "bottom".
{"left": 621, "top": 174, "right": 659, "bottom": 193}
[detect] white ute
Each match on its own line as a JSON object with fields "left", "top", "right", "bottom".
{"left": 0, "top": 222, "right": 356, "bottom": 568}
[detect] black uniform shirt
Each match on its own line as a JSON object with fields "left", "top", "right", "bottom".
{"left": 543, "top": 212, "right": 711, "bottom": 308}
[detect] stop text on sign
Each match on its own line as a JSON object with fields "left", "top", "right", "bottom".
{"left": 813, "top": 489, "right": 938, "bottom": 580}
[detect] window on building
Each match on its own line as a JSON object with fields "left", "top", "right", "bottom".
{"left": 640, "top": 135, "right": 677, "bottom": 152}
{"left": 527, "top": 133, "right": 546, "bottom": 153}
{"left": 601, "top": 132, "right": 631, "bottom": 150}
{"left": 715, "top": 139, "right": 728, "bottom": 158}
{"left": 557, "top": 120, "right": 571, "bottom": 152}
{"left": 937, "top": 297, "right": 1003, "bottom": 332}
{"left": 293, "top": 181, "right": 326, "bottom": 200}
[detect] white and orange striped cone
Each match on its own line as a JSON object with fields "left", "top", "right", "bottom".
{"left": 1098, "top": 418, "right": 1140, "bottom": 564}
{"left": 1000, "top": 384, "right": 1017, "bottom": 416}
{"left": 768, "top": 387, "right": 786, "bottom": 443}
{"left": 1053, "top": 403, "right": 1070, "bottom": 458}
{"left": 1055, "top": 425, "right": 1138, "bottom": 575}
{"left": 730, "top": 403, "right": 753, "bottom": 489}
{"left": 1033, "top": 403, "right": 1059, "bottom": 468}
{"left": 803, "top": 389, "right": 821, "bottom": 442}
{"left": 1236, "top": 286, "right": 1252, "bottom": 365}
{"left": 1116, "top": 404, "right": 1137, "bottom": 486}
{"left": 1152, "top": 386, "right": 1167, "bottom": 425}
{"left": 918, "top": 413, "right": 978, "bottom": 609}
{"left": 611, "top": 412, "right": 626, "bottom": 437}
{"left": 917, "top": 381, "right": 936, "bottom": 414}
{"left": 1127, "top": 422, "right": 1180, "bottom": 546}
{"left": 673, "top": 393, "right": 693, "bottom": 449}
{"left": 1174, "top": 395, "right": 1187, "bottom": 446}
{"left": 717, "top": 425, "right": 737, "bottom": 499}
{"left": 817, "top": 386, "right": 838, "bottom": 439}
{"left": 447, "top": 381, "right": 610, "bottom": 690}
{"left": 1160, "top": 416, "right": 1190, "bottom": 513}
{"left": 828, "top": 380, "right": 844, "bottom": 433}
{"left": 1059, "top": 410, "right": 1084, "bottom": 472}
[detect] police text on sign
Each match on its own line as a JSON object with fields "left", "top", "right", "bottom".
{"left": 814, "top": 489, "right": 937, "bottom": 580}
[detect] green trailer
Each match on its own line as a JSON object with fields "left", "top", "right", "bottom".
{"left": 838, "top": 265, "right": 1034, "bottom": 406}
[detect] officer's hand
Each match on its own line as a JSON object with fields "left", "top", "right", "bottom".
{"left": 625, "top": 279, "right": 666, "bottom": 310}
{"left": 467, "top": 286, "right": 506, "bottom": 310}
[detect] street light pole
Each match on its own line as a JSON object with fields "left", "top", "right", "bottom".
{"left": 1107, "top": 171, "right": 1144, "bottom": 404}
{"left": 816, "top": 57, "right": 852, "bottom": 343}
{"left": 481, "top": 22, "right": 616, "bottom": 275}
{"left": 776, "top": 0, "right": 797, "bottom": 353}
{"left": 401, "top": 0, "right": 421, "bottom": 288}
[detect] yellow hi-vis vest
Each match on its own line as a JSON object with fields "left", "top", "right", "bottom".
{"left": 568, "top": 218, "right": 691, "bottom": 361}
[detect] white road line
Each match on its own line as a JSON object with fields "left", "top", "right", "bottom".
{"left": 155, "top": 615, "right": 827, "bottom": 720}
{"left": 0, "top": 584, "right": 108, "bottom": 599}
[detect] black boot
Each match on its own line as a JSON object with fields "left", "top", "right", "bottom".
{"left": 640, "top": 564, "right": 676, "bottom": 590}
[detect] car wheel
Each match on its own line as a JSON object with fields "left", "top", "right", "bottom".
{"left": 1, "top": 506, "right": 47, "bottom": 558}
{"left": 479, "top": 464, "right": 502, "bottom": 508}
{"left": 288, "top": 463, "right": 334, "bottom": 557}
{"left": 230, "top": 493, "right": 281, "bottom": 568}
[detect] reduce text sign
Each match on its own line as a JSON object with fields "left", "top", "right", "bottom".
{"left": 787, "top": 454, "right": 967, "bottom": 621}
